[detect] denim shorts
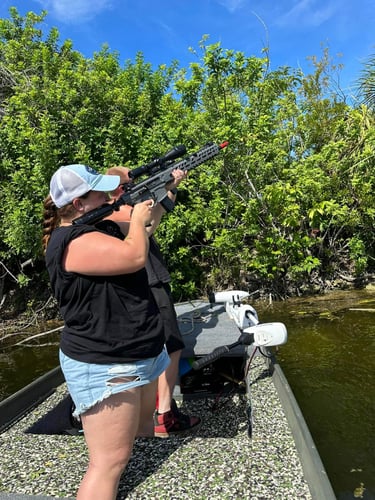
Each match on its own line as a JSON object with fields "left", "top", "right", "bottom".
{"left": 59, "top": 347, "right": 170, "bottom": 418}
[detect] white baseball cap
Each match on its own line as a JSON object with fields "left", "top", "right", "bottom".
{"left": 50, "top": 164, "right": 120, "bottom": 208}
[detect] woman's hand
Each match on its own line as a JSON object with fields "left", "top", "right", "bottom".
{"left": 167, "top": 168, "right": 188, "bottom": 190}
{"left": 131, "top": 199, "right": 154, "bottom": 226}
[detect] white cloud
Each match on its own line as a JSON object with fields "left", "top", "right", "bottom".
{"left": 35, "top": 0, "right": 113, "bottom": 23}
{"left": 276, "top": 0, "right": 336, "bottom": 28}
{"left": 215, "top": 0, "right": 247, "bottom": 14}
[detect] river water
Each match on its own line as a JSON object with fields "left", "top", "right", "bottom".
{"left": 0, "top": 288, "right": 374, "bottom": 499}
{"left": 255, "top": 288, "right": 375, "bottom": 500}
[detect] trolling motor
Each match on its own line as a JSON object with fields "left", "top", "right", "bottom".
{"left": 192, "top": 290, "right": 287, "bottom": 370}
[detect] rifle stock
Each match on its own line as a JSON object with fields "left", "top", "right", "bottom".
{"left": 73, "top": 141, "right": 228, "bottom": 226}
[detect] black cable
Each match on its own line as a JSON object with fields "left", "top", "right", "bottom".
{"left": 244, "top": 346, "right": 259, "bottom": 379}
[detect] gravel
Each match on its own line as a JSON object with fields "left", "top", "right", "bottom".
{"left": 0, "top": 354, "right": 312, "bottom": 499}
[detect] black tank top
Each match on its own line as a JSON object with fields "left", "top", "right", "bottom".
{"left": 45, "top": 223, "right": 165, "bottom": 363}
{"left": 145, "top": 236, "right": 171, "bottom": 286}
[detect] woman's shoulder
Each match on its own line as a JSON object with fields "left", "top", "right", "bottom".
{"left": 57, "top": 224, "right": 97, "bottom": 237}
{"left": 48, "top": 225, "right": 97, "bottom": 247}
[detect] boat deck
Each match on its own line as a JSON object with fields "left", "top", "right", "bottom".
{"left": 0, "top": 301, "right": 335, "bottom": 499}
{"left": 176, "top": 300, "right": 247, "bottom": 356}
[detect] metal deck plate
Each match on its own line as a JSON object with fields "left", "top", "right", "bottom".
{"left": 175, "top": 300, "right": 245, "bottom": 357}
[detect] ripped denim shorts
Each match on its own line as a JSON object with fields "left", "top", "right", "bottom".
{"left": 59, "top": 347, "right": 170, "bottom": 418}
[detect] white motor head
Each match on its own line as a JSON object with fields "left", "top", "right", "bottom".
{"left": 209, "top": 290, "right": 250, "bottom": 304}
{"left": 245, "top": 322, "right": 288, "bottom": 347}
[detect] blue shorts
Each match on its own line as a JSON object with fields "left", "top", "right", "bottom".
{"left": 59, "top": 347, "right": 170, "bottom": 418}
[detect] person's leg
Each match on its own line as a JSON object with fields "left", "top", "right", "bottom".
{"left": 151, "top": 283, "right": 201, "bottom": 437}
{"left": 154, "top": 347, "right": 201, "bottom": 437}
{"left": 157, "top": 349, "right": 181, "bottom": 413}
{"left": 154, "top": 345, "right": 201, "bottom": 438}
{"left": 150, "top": 284, "right": 184, "bottom": 413}
{"left": 137, "top": 378, "right": 158, "bottom": 437}
{"left": 77, "top": 388, "right": 141, "bottom": 500}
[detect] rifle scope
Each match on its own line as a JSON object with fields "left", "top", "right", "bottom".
{"left": 129, "top": 144, "right": 187, "bottom": 181}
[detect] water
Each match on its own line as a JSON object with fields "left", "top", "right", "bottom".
{"left": 256, "top": 289, "right": 375, "bottom": 500}
{"left": 0, "top": 289, "right": 374, "bottom": 499}
{"left": 0, "top": 338, "right": 59, "bottom": 401}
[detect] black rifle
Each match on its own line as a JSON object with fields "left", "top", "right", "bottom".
{"left": 73, "top": 141, "right": 228, "bottom": 226}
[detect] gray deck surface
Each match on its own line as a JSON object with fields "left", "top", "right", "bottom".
{"left": 176, "top": 300, "right": 246, "bottom": 356}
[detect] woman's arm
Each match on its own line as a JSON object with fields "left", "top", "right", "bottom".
{"left": 62, "top": 200, "right": 153, "bottom": 275}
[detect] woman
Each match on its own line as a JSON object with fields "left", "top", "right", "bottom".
{"left": 42, "top": 163, "right": 169, "bottom": 500}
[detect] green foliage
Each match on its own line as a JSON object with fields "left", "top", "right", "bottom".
{"left": 357, "top": 53, "right": 375, "bottom": 110}
{"left": 348, "top": 236, "right": 368, "bottom": 275}
{"left": 0, "top": 8, "right": 374, "bottom": 301}
{"left": 16, "top": 273, "right": 30, "bottom": 287}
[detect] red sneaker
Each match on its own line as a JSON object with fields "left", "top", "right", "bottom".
{"left": 154, "top": 399, "right": 201, "bottom": 438}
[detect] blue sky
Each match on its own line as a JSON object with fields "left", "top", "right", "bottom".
{"left": 1, "top": 0, "right": 374, "bottom": 98}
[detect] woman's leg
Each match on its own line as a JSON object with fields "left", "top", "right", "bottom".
{"left": 77, "top": 387, "right": 141, "bottom": 500}
{"left": 157, "top": 349, "right": 181, "bottom": 413}
{"left": 136, "top": 378, "right": 158, "bottom": 437}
